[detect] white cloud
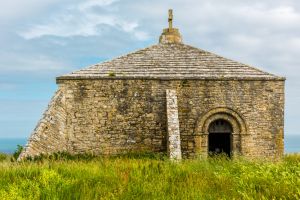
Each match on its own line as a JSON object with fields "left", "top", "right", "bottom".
{"left": 78, "top": 0, "right": 118, "bottom": 11}
{"left": 0, "top": 0, "right": 61, "bottom": 23}
{"left": 0, "top": 53, "right": 68, "bottom": 72}
{"left": 19, "top": 0, "right": 149, "bottom": 41}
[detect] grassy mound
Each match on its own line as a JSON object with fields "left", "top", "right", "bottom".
{"left": 0, "top": 154, "right": 299, "bottom": 199}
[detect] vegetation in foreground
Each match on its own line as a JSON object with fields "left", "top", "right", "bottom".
{"left": 0, "top": 152, "right": 299, "bottom": 200}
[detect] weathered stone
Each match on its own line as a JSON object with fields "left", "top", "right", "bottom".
{"left": 19, "top": 79, "right": 285, "bottom": 160}
{"left": 166, "top": 89, "right": 182, "bottom": 160}
{"left": 18, "top": 89, "right": 67, "bottom": 160}
{"left": 19, "top": 10, "right": 285, "bottom": 160}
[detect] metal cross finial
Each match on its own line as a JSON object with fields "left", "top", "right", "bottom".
{"left": 168, "top": 9, "right": 173, "bottom": 29}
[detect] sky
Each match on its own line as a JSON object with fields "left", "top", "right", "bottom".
{"left": 0, "top": 0, "right": 300, "bottom": 138}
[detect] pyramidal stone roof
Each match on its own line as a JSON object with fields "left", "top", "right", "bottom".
{"left": 57, "top": 10, "right": 284, "bottom": 81}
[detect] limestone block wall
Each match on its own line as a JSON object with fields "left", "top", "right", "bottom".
{"left": 18, "top": 89, "right": 67, "bottom": 160}
{"left": 20, "top": 79, "right": 285, "bottom": 159}
{"left": 166, "top": 89, "right": 182, "bottom": 160}
{"left": 62, "top": 80, "right": 168, "bottom": 155}
{"left": 60, "top": 79, "right": 284, "bottom": 159}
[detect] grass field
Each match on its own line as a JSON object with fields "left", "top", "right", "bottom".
{"left": 0, "top": 153, "right": 299, "bottom": 200}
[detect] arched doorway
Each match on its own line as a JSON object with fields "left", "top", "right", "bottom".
{"left": 208, "top": 119, "right": 233, "bottom": 157}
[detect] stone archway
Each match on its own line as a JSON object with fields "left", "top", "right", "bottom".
{"left": 208, "top": 119, "right": 233, "bottom": 157}
{"left": 194, "top": 107, "right": 248, "bottom": 157}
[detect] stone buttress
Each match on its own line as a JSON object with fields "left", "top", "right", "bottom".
{"left": 18, "top": 89, "right": 67, "bottom": 160}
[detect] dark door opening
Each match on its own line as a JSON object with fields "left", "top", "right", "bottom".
{"left": 208, "top": 133, "right": 231, "bottom": 157}
{"left": 208, "top": 119, "right": 232, "bottom": 157}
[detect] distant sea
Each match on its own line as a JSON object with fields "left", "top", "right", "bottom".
{"left": 0, "top": 135, "right": 299, "bottom": 154}
{"left": 0, "top": 138, "right": 27, "bottom": 154}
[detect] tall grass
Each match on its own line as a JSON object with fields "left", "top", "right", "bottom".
{"left": 0, "top": 154, "right": 299, "bottom": 200}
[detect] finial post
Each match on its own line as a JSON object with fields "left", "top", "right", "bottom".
{"left": 159, "top": 9, "right": 182, "bottom": 44}
{"left": 168, "top": 9, "right": 173, "bottom": 30}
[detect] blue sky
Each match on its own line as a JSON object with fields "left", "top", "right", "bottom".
{"left": 0, "top": 0, "right": 300, "bottom": 138}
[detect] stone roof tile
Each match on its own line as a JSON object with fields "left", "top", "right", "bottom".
{"left": 57, "top": 43, "right": 284, "bottom": 81}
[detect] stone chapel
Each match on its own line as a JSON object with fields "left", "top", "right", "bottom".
{"left": 19, "top": 10, "right": 285, "bottom": 160}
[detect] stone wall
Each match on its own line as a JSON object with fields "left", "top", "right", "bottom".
{"left": 20, "top": 79, "right": 285, "bottom": 159}
{"left": 166, "top": 89, "right": 182, "bottom": 160}
{"left": 18, "top": 89, "right": 67, "bottom": 160}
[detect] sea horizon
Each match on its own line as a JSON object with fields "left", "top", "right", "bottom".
{"left": 0, "top": 135, "right": 299, "bottom": 154}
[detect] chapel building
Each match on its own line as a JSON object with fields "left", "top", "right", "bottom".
{"left": 19, "top": 10, "right": 285, "bottom": 160}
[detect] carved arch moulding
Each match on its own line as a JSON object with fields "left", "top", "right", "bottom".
{"left": 193, "top": 107, "right": 249, "bottom": 156}
{"left": 194, "top": 107, "right": 248, "bottom": 136}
